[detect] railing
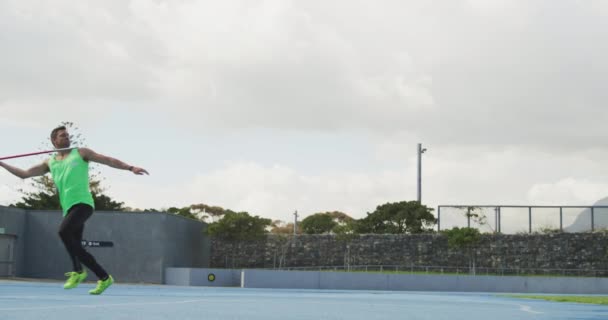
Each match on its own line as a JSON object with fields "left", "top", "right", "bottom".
{"left": 436, "top": 205, "right": 608, "bottom": 233}
{"left": 272, "top": 264, "right": 608, "bottom": 277}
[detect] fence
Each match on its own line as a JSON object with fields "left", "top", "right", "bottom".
{"left": 276, "top": 264, "right": 608, "bottom": 277}
{"left": 437, "top": 205, "right": 608, "bottom": 234}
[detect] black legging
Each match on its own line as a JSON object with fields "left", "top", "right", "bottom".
{"left": 58, "top": 204, "right": 109, "bottom": 279}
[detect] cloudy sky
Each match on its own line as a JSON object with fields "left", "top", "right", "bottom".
{"left": 1, "top": 0, "right": 607, "bottom": 227}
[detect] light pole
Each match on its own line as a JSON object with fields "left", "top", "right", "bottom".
{"left": 417, "top": 143, "right": 427, "bottom": 203}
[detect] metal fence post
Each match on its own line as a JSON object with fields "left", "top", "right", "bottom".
{"left": 529, "top": 207, "right": 532, "bottom": 233}
{"left": 437, "top": 206, "right": 441, "bottom": 232}
{"left": 591, "top": 207, "right": 595, "bottom": 232}
{"left": 498, "top": 207, "right": 501, "bottom": 233}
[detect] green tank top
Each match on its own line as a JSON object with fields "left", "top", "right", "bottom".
{"left": 48, "top": 148, "right": 95, "bottom": 216}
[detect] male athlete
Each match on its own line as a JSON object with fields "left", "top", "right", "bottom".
{"left": 0, "top": 126, "right": 149, "bottom": 294}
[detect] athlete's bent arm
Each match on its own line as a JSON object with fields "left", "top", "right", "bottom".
{"left": 0, "top": 161, "right": 49, "bottom": 179}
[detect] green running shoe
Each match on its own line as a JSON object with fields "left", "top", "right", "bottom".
{"left": 63, "top": 271, "right": 87, "bottom": 289}
{"left": 89, "top": 275, "right": 114, "bottom": 295}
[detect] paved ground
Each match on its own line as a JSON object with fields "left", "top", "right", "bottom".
{"left": 1, "top": 280, "right": 607, "bottom": 320}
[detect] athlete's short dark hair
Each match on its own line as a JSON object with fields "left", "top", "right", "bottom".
{"left": 51, "top": 126, "right": 67, "bottom": 141}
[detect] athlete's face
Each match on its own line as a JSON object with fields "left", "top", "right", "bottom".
{"left": 52, "top": 130, "right": 71, "bottom": 148}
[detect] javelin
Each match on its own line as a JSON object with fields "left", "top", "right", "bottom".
{"left": 0, "top": 147, "right": 77, "bottom": 161}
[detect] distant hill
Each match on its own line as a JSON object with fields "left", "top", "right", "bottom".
{"left": 564, "top": 196, "right": 608, "bottom": 232}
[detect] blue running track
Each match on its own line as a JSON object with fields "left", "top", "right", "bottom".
{"left": 0, "top": 280, "right": 606, "bottom": 320}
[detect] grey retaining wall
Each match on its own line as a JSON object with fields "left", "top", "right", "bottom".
{"left": 240, "top": 269, "right": 608, "bottom": 294}
{"left": 166, "top": 268, "right": 608, "bottom": 294}
{"left": 0, "top": 206, "right": 209, "bottom": 283}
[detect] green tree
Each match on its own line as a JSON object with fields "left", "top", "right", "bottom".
{"left": 207, "top": 211, "right": 272, "bottom": 240}
{"left": 10, "top": 121, "right": 124, "bottom": 211}
{"left": 456, "top": 206, "right": 494, "bottom": 233}
{"left": 167, "top": 206, "right": 198, "bottom": 220}
{"left": 442, "top": 227, "right": 481, "bottom": 275}
{"left": 270, "top": 220, "right": 301, "bottom": 234}
{"left": 190, "top": 203, "right": 233, "bottom": 222}
{"left": 327, "top": 211, "right": 356, "bottom": 235}
{"left": 301, "top": 213, "right": 338, "bottom": 234}
{"left": 355, "top": 201, "right": 436, "bottom": 234}
{"left": 163, "top": 203, "right": 235, "bottom": 221}
{"left": 299, "top": 211, "right": 355, "bottom": 234}
{"left": 93, "top": 194, "right": 125, "bottom": 211}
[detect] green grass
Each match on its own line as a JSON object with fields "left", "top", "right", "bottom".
{"left": 506, "top": 295, "right": 608, "bottom": 305}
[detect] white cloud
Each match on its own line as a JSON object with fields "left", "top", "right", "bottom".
{"left": 528, "top": 178, "right": 608, "bottom": 205}
{"left": 0, "top": 99, "right": 117, "bottom": 131}
{"left": 1, "top": 0, "right": 607, "bottom": 150}
{"left": 103, "top": 41, "right": 130, "bottom": 60}
{"left": 0, "top": 0, "right": 159, "bottom": 103}
{"left": 125, "top": 0, "right": 437, "bottom": 132}
{"left": 107, "top": 161, "right": 411, "bottom": 221}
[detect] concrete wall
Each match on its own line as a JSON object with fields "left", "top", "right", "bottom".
{"left": 165, "top": 268, "right": 240, "bottom": 287}
{"left": 0, "top": 234, "right": 17, "bottom": 276}
{"left": 0, "top": 207, "right": 27, "bottom": 276}
{"left": 0, "top": 206, "right": 209, "bottom": 283}
{"left": 164, "top": 266, "right": 608, "bottom": 293}
{"left": 240, "top": 269, "right": 608, "bottom": 294}
{"left": 162, "top": 214, "right": 210, "bottom": 273}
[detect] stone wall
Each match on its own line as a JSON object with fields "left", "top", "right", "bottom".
{"left": 210, "top": 233, "right": 608, "bottom": 275}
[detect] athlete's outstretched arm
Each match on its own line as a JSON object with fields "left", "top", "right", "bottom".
{"left": 79, "top": 148, "right": 149, "bottom": 175}
{"left": 0, "top": 160, "right": 49, "bottom": 179}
